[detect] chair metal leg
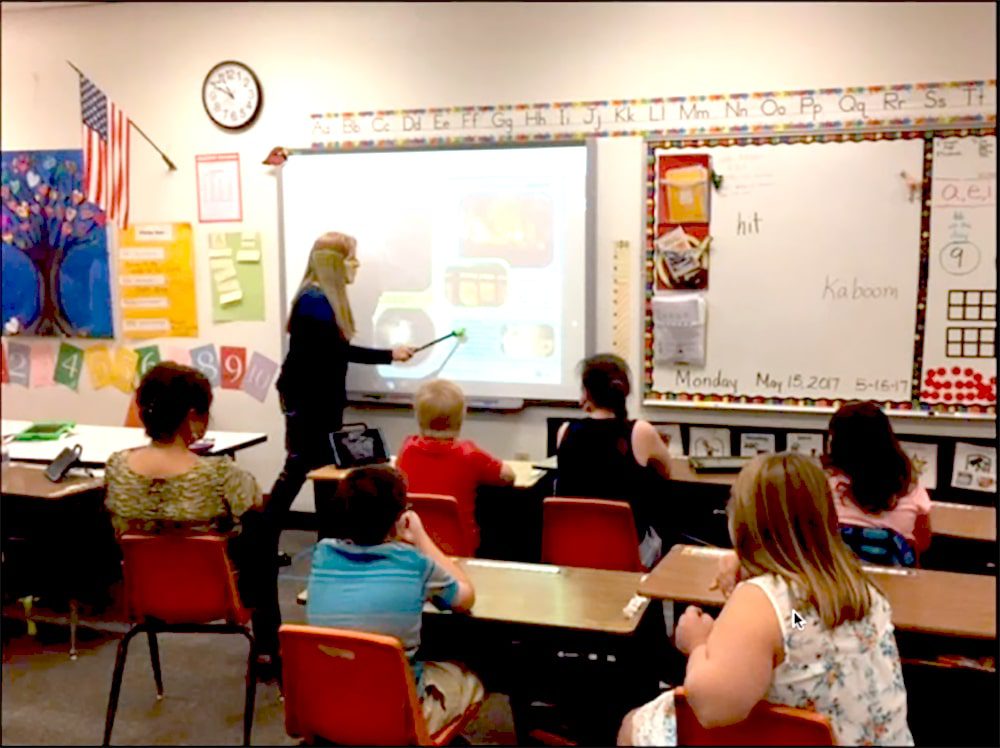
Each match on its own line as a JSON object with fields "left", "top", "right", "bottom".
{"left": 103, "top": 626, "right": 141, "bottom": 746}
{"left": 240, "top": 628, "right": 257, "bottom": 746}
{"left": 146, "top": 630, "right": 164, "bottom": 699}
{"left": 69, "top": 599, "right": 79, "bottom": 661}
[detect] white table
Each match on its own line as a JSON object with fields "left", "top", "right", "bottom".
{"left": 1, "top": 419, "right": 266, "bottom": 466}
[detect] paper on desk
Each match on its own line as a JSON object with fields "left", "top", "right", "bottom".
{"left": 900, "top": 441, "right": 938, "bottom": 490}
{"left": 951, "top": 442, "right": 996, "bottom": 493}
{"left": 652, "top": 293, "right": 706, "bottom": 366}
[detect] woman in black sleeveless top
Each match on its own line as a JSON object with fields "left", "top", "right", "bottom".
{"left": 556, "top": 354, "right": 673, "bottom": 568}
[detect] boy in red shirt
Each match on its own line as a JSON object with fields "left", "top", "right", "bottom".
{"left": 397, "top": 379, "right": 514, "bottom": 553}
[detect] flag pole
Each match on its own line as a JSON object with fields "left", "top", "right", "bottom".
{"left": 67, "top": 60, "right": 177, "bottom": 171}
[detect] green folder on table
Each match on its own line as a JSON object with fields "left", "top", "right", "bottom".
{"left": 13, "top": 421, "right": 76, "bottom": 441}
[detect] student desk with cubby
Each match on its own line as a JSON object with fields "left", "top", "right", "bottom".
{"left": 1, "top": 462, "right": 118, "bottom": 658}
{"left": 295, "top": 557, "right": 664, "bottom": 744}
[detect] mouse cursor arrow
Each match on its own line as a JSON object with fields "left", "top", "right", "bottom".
{"left": 791, "top": 610, "right": 806, "bottom": 631}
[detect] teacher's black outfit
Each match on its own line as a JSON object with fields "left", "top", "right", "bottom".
{"left": 268, "top": 286, "right": 392, "bottom": 519}
{"left": 254, "top": 286, "right": 392, "bottom": 672}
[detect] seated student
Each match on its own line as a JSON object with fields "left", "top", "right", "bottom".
{"left": 823, "top": 401, "right": 932, "bottom": 556}
{"left": 397, "top": 378, "right": 514, "bottom": 553}
{"left": 555, "top": 354, "right": 672, "bottom": 568}
{"left": 618, "top": 453, "right": 913, "bottom": 746}
{"left": 307, "top": 465, "right": 484, "bottom": 735}
{"left": 104, "top": 363, "right": 276, "bottom": 673}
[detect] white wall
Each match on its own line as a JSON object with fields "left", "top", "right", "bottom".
{"left": 2, "top": 2, "right": 996, "bottom": 510}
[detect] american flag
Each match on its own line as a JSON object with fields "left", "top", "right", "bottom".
{"left": 79, "top": 74, "right": 131, "bottom": 229}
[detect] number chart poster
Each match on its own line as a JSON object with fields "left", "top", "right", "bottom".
{"left": 919, "top": 133, "right": 997, "bottom": 409}
{"left": 117, "top": 223, "right": 198, "bottom": 338}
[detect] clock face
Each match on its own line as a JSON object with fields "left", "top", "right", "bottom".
{"left": 202, "top": 61, "right": 262, "bottom": 130}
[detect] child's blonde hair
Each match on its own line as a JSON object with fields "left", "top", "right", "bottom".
{"left": 729, "top": 452, "right": 874, "bottom": 629}
{"left": 414, "top": 379, "right": 466, "bottom": 438}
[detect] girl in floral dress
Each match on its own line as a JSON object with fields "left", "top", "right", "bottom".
{"left": 619, "top": 453, "right": 913, "bottom": 746}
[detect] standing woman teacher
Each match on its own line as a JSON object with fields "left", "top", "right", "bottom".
{"left": 269, "top": 231, "right": 414, "bottom": 521}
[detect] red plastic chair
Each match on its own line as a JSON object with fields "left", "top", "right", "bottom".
{"left": 102, "top": 534, "right": 256, "bottom": 746}
{"left": 673, "top": 687, "right": 835, "bottom": 745}
{"left": 407, "top": 493, "right": 473, "bottom": 557}
{"left": 124, "top": 395, "right": 142, "bottom": 427}
{"left": 279, "top": 624, "right": 481, "bottom": 745}
{"left": 541, "top": 497, "right": 643, "bottom": 571}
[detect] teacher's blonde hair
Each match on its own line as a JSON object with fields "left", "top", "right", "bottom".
{"left": 728, "top": 452, "right": 875, "bottom": 629}
{"left": 290, "top": 232, "right": 356, "bottom": 339}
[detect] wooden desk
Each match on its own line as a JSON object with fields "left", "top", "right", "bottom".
{"left": 658, "top": 459, "right": 995, "bottom": 545}
{"left": 931, "top": 502, "right": 996, "bottom": 543}
{"left": 1, "top": 462, "right": 117, "bottom": 659}
{"left": 639, "top": 545, "right": 996, "bottom": 640}
{"left": 308, "top": 458, "right": 545, "bottom": 490}
{"left": 1, "top": 462, "right": 104, "bottom": 499}
{"left": 298, "top": 557, "right": 648, "bottom": 635}
{"left": 2, "top": 419, "right": 266, "bottom": 466}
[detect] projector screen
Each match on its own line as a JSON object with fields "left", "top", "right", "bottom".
{"left": 279, "top": 143, "right": 592, "bottom": 403}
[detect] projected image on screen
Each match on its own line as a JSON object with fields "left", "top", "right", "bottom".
{"left": 280, "top": 144, "right": 589, "bottom": 402}
{"left": 460, "top": 193, "right": 554, "bottom": 267}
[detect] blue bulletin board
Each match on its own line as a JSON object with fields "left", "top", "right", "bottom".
{"left": 1, "top": 149, "right": 113, "bottom": 338}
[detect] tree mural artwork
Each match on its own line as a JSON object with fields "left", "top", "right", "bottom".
{"left": 1, "top": 150, "right": 113, "bottom": 338}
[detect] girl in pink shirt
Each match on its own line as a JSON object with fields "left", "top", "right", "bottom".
{"left": 822, "top": 401, "right": 932, "bottom": 552}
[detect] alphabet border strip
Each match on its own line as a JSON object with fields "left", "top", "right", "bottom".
{"left": 641, "top": 127, "right": 997, "bottom": 418}
{"left": 304, "top": 80, "right": 996, "bottom": 149}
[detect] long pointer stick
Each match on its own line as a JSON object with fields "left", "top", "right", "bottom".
{"left": 414, "top": 328, "right": 467, "bottom": 353}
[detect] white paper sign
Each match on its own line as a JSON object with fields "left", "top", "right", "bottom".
{"left": 740, "top": 433, "right": 776, "bottom": 456}
{"left": 951, "top": 442, "right": 997, "bottom": 493}
{"left": 654, "top": 423, "right": 684, "bottom": 457}
{"left": 787, "top": 432, "right": 824, "bottom": 457}
{"left": 652, "top": 293, "right": 706, "bottom": 366}
{"left": 900, "top": 441, "right": 939, "bottom": 490}
{"left": 196, "top": 153, "right": 243, "bottom": 223}
{"left": 689, "top": 427, "right": 731, "bottom": 457}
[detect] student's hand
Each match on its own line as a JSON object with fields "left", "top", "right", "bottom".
{"left": 392, "top": 346, "right": 416, "bottom": 362}
{"left": 713, "top": 554, "right": 743, "bottom": 600}
{"left": 676, "top": 605, "right": 715, "bottom": 655}
{"left": 395, "top": 510, "right": 427, "bottom": 545}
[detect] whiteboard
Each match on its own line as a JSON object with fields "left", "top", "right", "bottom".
{"left": 647, "top": 136, "right": 925, "bottom": 408}
{"left": 279, "top": 144, "right": 591, "bottom": 403}
{"left": 919, "top": 134, "right": 997, "bottom": 409}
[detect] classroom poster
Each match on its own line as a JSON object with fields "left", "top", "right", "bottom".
{"left": 6, "top": 341, "right": 30, "bottom": 386}
{"left": 135, "top": 345, "right": 161, "bottom": 378}
{"left": 118, "top": 223, "right": 198, "bottom": 339}
{"left": 111, "top": 346, "right": 139, "bottom": 393}
{"left": 208, "top": 232, "right": 265, "bottom": 322}
{"left": 28, "top": 343, "right": 56, "bottom": 388}
{"left": 190, "top": 343, "right": 221, "bottom": 387}
{"left": 899, "top": 441, "right": 939, "bottom": 490}
{"left": 242, "top": 351, "right": 277, "bottom": 402}
{"left": 951, "top": 442, "right": 997, "bottom": 493}
{"left": 786, "top": 433, "right": 824, "bottom": 457}
{"left": 54, "top": 342, "right": 83, "bottom": 391}
{"left": 196, "top": 153, "right": 242, "bottom": 223}
{"left": 84, "top": 344, "right": 113, "bottom": 389}
{"left": 654, "top": 423, "right": 684, "bottom": 457}
{"left": 689, "top": 427, "right": 731, "bottom": 457}
{"left": 740, "top": 433, "right": 776, "bottom": 456}
{"left": 220, "top": 346, "right": 247, "bottom": 389}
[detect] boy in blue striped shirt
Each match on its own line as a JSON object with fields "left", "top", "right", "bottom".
{"left": 306, "top": 465, "right": 484, "bottom": 734}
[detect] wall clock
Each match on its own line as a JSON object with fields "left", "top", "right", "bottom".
{"left": 202, "top": 60, "right": 262, "bottom": 131}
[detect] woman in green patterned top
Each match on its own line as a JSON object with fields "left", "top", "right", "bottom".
{"left": 105, "top": 363, "right": 276, "bottom": 674}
